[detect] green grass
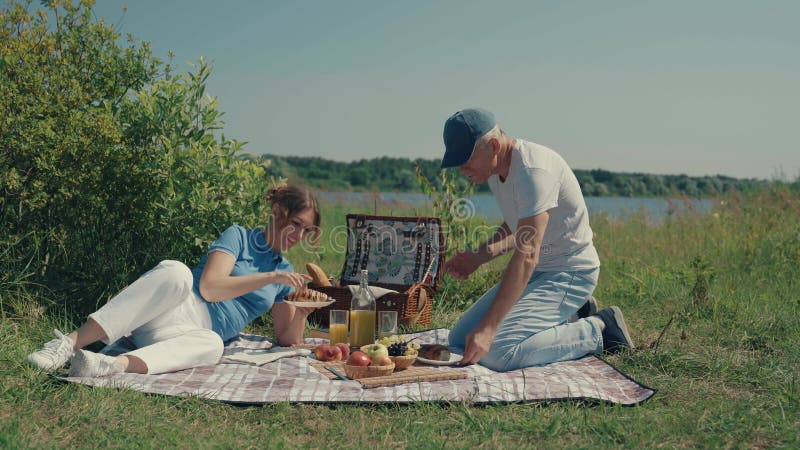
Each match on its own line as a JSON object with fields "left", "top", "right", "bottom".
{"left": 2, "top": 187, "right": 799, "bottom": 448}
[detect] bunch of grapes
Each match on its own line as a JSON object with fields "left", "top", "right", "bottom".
{"left": 379, "top": 335, "right": 420, "bottom": 356}
{"left": 387, "top": 342, "right": 407, "bottom": 357}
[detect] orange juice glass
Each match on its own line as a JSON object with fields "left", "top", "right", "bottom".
{"left": 329, "top": 310, "right": 349, "bottom": 345}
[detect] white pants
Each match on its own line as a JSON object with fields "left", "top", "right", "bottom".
{"left": 89, "top": 260, "right": 224, "bottom": 374}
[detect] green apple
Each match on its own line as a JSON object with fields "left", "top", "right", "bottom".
{"left": 361, "top": 343, "right": 389, "bottom": 361}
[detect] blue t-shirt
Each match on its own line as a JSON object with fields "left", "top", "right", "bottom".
{"left": 192, "top": 225, "right": 294, "bottom": 341}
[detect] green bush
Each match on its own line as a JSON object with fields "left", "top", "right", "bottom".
{"left": 0, "top": 0, "right": 272, "bottom": 315}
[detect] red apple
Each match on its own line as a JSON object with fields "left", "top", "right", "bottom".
{"left": 335, "top": 343, "right": 350, "bottom": 360}
{"left": 347, "top": 351, "right": 371, "bottom": 367}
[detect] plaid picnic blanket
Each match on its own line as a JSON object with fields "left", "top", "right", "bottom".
{"left": 60, "top": 329, "right": 656, "bottom": 405}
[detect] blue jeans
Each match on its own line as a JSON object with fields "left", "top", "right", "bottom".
{"left": 448, "top": 268, "right": 602, "bottom": 372}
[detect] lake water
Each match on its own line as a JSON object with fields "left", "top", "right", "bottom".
{"left": 319, "top": 192, "right": 714, "bottom": 222}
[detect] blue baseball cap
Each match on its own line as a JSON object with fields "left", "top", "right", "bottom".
{"left": 441, "top": 108, "right": 497, "bottom": 168}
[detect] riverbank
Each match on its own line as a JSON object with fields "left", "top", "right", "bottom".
{"left": 2, "top": 186, "right": 798, "bottom": 447}
{"left": 319, "top": 191, "right": 715, "bottom": 222}
{"left": 260, "top": 153, "right": 771, "bottom": 198}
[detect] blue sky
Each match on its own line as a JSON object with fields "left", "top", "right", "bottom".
{"left": 90, "top": 0, "right": 800, "bottom": 179}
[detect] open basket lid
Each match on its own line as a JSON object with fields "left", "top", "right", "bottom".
{"left": 338, "top": 214, "right": 445, "bottom": 290}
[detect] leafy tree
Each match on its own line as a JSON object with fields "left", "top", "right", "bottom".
{"left": 348, "top": 167, "right": 368, "bottom": 186}
{"left": 393, "top": 169, "right": 417, "bottom": 190}
{"left": 1, "top": 0, "right": 272, "bottom": 313}
{"left": 591, "top": 168, "right": 614, "bottom": 184}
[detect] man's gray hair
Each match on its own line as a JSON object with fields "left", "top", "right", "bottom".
{"left": 473, "top": 125, "right": 504, "bottom": 151}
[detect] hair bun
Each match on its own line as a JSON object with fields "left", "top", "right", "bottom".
{"left": 265, "top": 182, "right": 289, "bottom": 203}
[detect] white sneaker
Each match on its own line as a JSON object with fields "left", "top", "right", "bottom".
{"left": 26, "top": 329, "right": 75, "bottom": 371}
{"left": 68, "top": 350, "right": 124, "bottom": 377}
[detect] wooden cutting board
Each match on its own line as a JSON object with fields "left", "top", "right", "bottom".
{"left": 310, "top": 360, "right": 467, "bottom": 389}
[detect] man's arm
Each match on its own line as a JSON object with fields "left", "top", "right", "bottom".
{"left": 459, "top": 212, "right": 549, "bottom": 365}
{"left": 475, "top": 222, "right": 515, "bottom": 264}
{"left": 443, "top": 222, "right": 514, "bottom": 280}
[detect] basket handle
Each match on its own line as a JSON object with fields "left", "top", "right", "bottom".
{"left": 403, "top": 283, "right": 429, "bottom": 326}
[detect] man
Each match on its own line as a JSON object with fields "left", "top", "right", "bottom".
{"left": 441, "top": 108, "right": 634, "bottom": 371}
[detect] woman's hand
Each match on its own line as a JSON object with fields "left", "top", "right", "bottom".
{"left": 443, "top": 250, "right": 484, "bottom": 280}
{"left": 270, "top": 272, "right": 312, "bottom": 289}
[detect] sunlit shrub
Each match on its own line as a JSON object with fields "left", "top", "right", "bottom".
{"left": 0, "top": 0, "right": 272, "bottom": 314}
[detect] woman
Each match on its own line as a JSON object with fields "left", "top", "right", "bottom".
{"left": 26, "top": 184, "right": 321, "bottom": 377}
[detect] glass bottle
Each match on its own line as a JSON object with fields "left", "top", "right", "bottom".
{"left": 349, "top": 270, "right": 376, "bottom": 347}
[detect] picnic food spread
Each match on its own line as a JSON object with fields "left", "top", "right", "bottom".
{"left": 311, "top": 343, "right": 395, "bottom": 379}
{"left": 313, "top": 338, "right": 439, "bottom": 376}
{"left": 312, "top": 336, "right": 428, "bottom": 379}
{"left": 344, "top": 347, "right": 394, "bottom": 379}
{"left": 308, "top": 334, "right": 467, "bottom": 384}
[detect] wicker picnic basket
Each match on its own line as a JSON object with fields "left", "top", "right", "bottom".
{"left": 309, "top": 214, "right": 445, "bottom": 329}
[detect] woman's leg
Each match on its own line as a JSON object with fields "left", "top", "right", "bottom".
{"left": 118, "top": 354, "right": 147, "bottom": 373}
{"left": 124, "top": 290, "right": 221, "bottom": 374}
{"left": 86, "top": 260, "right": 195, "bottom": 345}
{"left": 27, "top": 260, "right": 195, "bottom": 371}
{"left": 27, "top": 320, "right": 106, "bottom": 371}
{"left": 69, "top": 290, "right": 220, "bottom": 376}
{"left": 67, "top": 318, "right": 108, "bottom": 350}
{"left": 122, "top": 328, "right": 224, "bottom": 374}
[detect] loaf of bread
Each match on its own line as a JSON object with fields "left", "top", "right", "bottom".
{"left": 418, "top": 344, "right": 451, "bottom": 361}
{"left": 305, "top": 263, "right": 332, "bottom": 287}
{"left": 285, "top": 288, "right": 329, "bottom": 302}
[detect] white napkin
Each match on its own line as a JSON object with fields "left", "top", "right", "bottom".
{"left": 221, "top": 347, "right": 311, "bottom": 366}
{"left": 346, "top": 285, "right": 398, "bottom": 299}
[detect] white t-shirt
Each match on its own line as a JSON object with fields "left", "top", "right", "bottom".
{"left": 487, "top": 140, "right": 600, "bottom": 271}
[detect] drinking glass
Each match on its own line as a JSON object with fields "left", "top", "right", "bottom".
{"left": 378, "top": 310, "right": 398, "bottom": 338}
{"left": 329, "top": 310, "right": 349, "bottom": 345}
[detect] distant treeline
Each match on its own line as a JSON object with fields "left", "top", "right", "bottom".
{"left": 250, "top": 154, "right": 767, "bottom": 197}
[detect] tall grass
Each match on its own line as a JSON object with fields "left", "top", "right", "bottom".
{"left": 1, "top": 185, "right": 799, "bottom": 448}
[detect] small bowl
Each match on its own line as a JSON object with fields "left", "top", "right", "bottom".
{"left": 343, "top": 363, "right": 395, "bottom": 379}
{"left": 389, "top": 354, "right": 417, "bottom": 370}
